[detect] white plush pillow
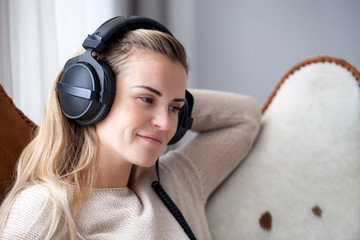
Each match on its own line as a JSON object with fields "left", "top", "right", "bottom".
{"left": 206, "top": 56, "right": 360, "bottom": 240}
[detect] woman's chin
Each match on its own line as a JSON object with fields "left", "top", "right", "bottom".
{"left": 132, "top": 155, "right": 159, "bottom": 168}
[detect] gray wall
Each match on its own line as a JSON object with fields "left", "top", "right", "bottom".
{"left": 194, "top": 0, "right": 360, "bottom": 107}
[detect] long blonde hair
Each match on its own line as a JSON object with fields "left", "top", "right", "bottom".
{"left": 0, "top": 29, "right": 188, "bottom": 239}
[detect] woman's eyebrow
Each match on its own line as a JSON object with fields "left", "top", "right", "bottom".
{"left": 132, "top": 85, "right": 185, "bottom": 102}
{"left": 173, "top": 98, "right": 185, "bottom": 103}
{"left": 132, "top": 85, "right": 162, "bottom": 97}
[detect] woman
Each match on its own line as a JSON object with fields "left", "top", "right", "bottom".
{"left": 0, "top": 17, "right": 261, "bottom": 239}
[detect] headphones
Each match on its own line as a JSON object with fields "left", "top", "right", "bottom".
{"left": 56, "top": 16, "right": 193, "bottom": 145}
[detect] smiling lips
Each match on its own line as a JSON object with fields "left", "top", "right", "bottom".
{"left": 137, "top": 134, "right": 164, "bottom": 145}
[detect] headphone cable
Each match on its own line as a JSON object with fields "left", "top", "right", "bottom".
{"left": 152, "top": 160, "right": 197, "bottom": 240}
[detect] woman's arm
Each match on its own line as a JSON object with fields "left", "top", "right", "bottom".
{"left": 179, "top": 89, "right": 262, "bottom": 200}
{"left": 0, "top": 185, "right": 60, "bottom": 239}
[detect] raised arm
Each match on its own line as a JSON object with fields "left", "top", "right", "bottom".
{"left": 178, "top": 89, "right": 261, "bottom": 200}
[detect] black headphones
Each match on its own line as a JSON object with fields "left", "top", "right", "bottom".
{"left": 56, "top": 16, "right": 193, "bottom": 145}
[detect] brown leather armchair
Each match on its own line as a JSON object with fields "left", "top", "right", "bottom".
{"left": 0, "top": 84, "right": 37, "bottom": 202}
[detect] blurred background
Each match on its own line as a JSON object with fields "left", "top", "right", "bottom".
{"left": 1, "top": 0, "right": 359, "bottom": 124}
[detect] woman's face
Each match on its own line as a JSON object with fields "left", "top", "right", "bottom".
{"left": 96, "top": 49, "right": 187, "bottom": 168}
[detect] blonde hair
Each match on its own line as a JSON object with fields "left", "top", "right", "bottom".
{"left": 0, "top": 29, "right": 187, "bottom": 239}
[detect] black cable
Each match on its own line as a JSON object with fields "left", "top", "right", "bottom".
{"left": 152, "top": 160, "right": 197, "bottom": 240}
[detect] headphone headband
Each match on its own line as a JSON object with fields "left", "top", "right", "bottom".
{"left": 82, "top": 16, "right": 173, "bottom": 52}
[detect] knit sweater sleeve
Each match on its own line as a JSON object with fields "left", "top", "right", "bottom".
{"left": 0, "top": 185, "right": 64, "bottom": 240}
{"left": 177, "top": 89, "right": 261, "bottom": 201}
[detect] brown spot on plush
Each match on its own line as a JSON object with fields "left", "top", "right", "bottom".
{"left": 312, "top": 205, "right": 322, "bottom": 217}
{"left": 259, "top": 211, "right": 272, "bottom": 231}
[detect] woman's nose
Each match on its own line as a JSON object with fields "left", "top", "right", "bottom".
{"left": 151, "top": 107, "right": 171, "bottom": 131}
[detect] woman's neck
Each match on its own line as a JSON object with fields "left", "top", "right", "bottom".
{"left": 94, "top": 146, "right": 133, "bottom": 189}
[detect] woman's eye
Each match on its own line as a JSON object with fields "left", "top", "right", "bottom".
{"left": 140, "top": 97, "right": 153, "bottom": 104}
{"left": 169, "top": 106, "right": 181, "bottom": 113}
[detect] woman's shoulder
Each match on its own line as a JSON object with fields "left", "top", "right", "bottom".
{"left": 14, "top": 184, "right": 51, "bottom": 209}
{"left": 1, "top": 184, "right": 55, "bottom": 239}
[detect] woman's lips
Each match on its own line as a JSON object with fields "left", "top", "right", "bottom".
{"left": 137, "top": 134, "right": 163, "bottom": 145}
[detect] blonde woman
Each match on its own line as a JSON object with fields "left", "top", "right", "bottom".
{"left": 0, "top": 16, "right": 261, "bottom": 239}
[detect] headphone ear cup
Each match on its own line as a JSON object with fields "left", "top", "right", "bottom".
{"left": 57, "top": 60, "right": 101, "bottom": 124}
{"left": 167, "top": 90, "right": 194, "bottom": 145}
{"left": 56, "top": 53, "right": 116, "bottom": 126}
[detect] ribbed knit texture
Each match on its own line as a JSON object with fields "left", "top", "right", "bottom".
{"left": 1, "top": 89, "right": 261, "bottom": 239}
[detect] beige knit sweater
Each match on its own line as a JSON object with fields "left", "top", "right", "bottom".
{"left": 1, "top": 89, "right": 261, "bottom": 239}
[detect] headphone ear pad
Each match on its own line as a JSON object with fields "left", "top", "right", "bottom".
{"left": 91, "top": 61, "right": 116, "bottom": 124}
{"left": 167, "top": 90, "right": 194, "bottom": 145}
